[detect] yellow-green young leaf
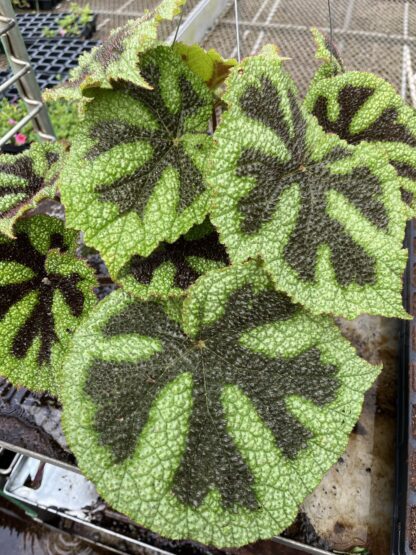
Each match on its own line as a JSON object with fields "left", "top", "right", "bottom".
{"left": 0, "top": 215, "right": 97, "bottom": 396}
{"left": 61, "top": 261, "right": 379, "bottom": 548}
{"left": 0, "top": 142, "right": 64, "bottom": 238}
{"left": 118, "top": 222, "right": 229, "bottom": 300}
{"left": 44, "top": 0, "right": 185, "bottom": 103}
{"left": 310, "top": 28, "right": 343, "bottom": 84}
{"left": 59, "top": 45, "right": 214, "bottom": 277}
{"left": 209, "top": 46, "right": 409, "bottom": 319}
{"left": 304, "top": 69, "right": 416, "bottom": 216}
{"left": 174, "top": 43, "right": 237, "bottom": 89}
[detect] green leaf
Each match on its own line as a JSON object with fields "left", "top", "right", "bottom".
{"left": 61, "top": 261, "right": 379, "bottom": 547}
{"left": 310, "top": 28, "right": 343, "bottom": 84}
{"left": 304, "top": 68, "right": 416, "bottom": 215}
{"left": 174, "top": 43, "right": 237, "bottom": 90}
{"left": 209, "top": 46, "right": 409, "bottom": 319}
{"left": 118, "top": 225, "right": 228, "bottom": 300}
{"left": 0, "top": 215, "right": 97, "bottom": 396}
{"left": 0, "top": 142, "right": 64, "bottom": 238}
{"left": 59, "top": 45, "right": 214, "bottom": 277}
{"left": 44, "top": 0, "right": 186, "bottom": 103}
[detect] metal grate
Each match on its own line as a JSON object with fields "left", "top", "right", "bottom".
{"left": 202, "top": 0, "right": 416, "bottom": 103}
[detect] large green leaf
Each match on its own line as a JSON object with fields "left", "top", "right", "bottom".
{"left": 0, "top": 215, "right": 97, "bottom": 396}
{"left": 59, "top": 45, "right": 213, "bottom": 277}
{"left": 304, "top": 63, "right": 416, "bottom": 215}
{"left": 118, "top": 222, "right": 228, "bottom": 300}
{"left": 209, "top": 46, "right": 409, "bottom": 319}
{"left": 0, "top": 142, "right": 64, "bottom": 238}
{"left": 44, "top": 0, "right": 185, "bottom": 103}
{"left": 61, "top": 261, "right": 379, "bottom": 547}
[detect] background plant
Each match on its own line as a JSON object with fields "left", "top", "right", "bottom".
{"left": 11, "top": 0, "right": 29, "bottom": 9}
{"left": 41, "top": 2, "right": 93, "bottom": 38}
{"left": 0, "top": 98, "right": 79, "bottom": 146}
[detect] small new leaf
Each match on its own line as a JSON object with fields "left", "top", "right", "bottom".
{"left": 209, "top": 46, "right": 408, "bottom": 319}
{"left": 304, "top": 66, "right": 416, "bottom": 214}
{"left": 61, "top": 262, "right": 379, "bottom": 547}
{"left": 0, "top": 215, "right": 97, "bottom": 396}
{"left": 310, "top": 28, "right": 343, "bottom": 84}
{"left": 59, "top": 45, "right": 213, "bottom": 277}
{"left": 44, "top": 0, "right": 185, "bottom": 103}
{"left": 0, "top": 142, "right": 64, "bottom": 238}
{"left": 174, "top": 43, "right": 237, "bottom": 89}
{"left": 118, "top": 225, "right": 229, "bottom": 300}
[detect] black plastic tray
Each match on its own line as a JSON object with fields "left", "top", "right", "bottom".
{"left": 1, "top": 39, "right": 99, "bottom": 86}
{"left": 0, "top": 69, "right": 65, "bottom": 102}
{"left": 17, "top": 12, "right": 97, "bottom": 42}
{"left": 25, "top": 38, "right": 99, "bottom": 76}
{"left": 0, "top": 69, "right": 18, "bottom": 102}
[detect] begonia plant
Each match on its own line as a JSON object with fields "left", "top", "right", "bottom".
{"left": 0, "top": 1, "right": 413, "bottom": 548}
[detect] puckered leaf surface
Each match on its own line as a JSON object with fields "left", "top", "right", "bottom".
{"left": 0, "top": 142, "right": 64, "bottom": 238}
{"left": 118, "top": 223, "right": 228, "bottom": 300}
{"left": 174, "top": 43, "right": 237, "bottom": 90}
{"left": 209, "top": 46, "right": 408, "bottom": 319}
{"left": 59, "top": 45, "right": 213, "bottom": 277}
{"left": 304, "top": 67, "right": 416, "bottom": 215}
{"left": 44, "top": 0, "right": 185, "bottom": 103}
{"left": 61, "top": 261, "right": 379, "bottom": 547}
{"left": 0, "top": 215, "right": 97, "bottom": 396}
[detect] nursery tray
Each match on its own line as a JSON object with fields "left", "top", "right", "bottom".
{"left": 16, "top": 12, "right": 97, "bottom": 42}
{"left": 25, "top": 38, "right": 100, "bottom": 76}
{"left": 0, "top": 69, "right": 18, "bottom": 102}
{"left": 0, "top": 12, "right": 96, "bottom": 54}
{"left": 0, "top": 69, "right": 70, "bottom": 101}
{"left": 0, "top": 39, "right": 100, "bottom": 96}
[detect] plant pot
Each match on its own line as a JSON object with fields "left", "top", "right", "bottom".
{"left": 26, "top": 0, "right": 60, "bottom": 10}
{"left": 0, "top": 142, "right": 30, "bottom": 155}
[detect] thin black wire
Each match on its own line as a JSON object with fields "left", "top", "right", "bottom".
{"left": 172, "top": 11, "right": 184, "bottom": 45}
{"left": 327, "top": 0, "right": 334, "bottom": 64}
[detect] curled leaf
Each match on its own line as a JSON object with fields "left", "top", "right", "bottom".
{"left": 0, "top": 215, "right": 97, "bottom": 396}
{"left": 61, "top": 261, "right": 379, "bottom": 547}
{"left": 209, "top": 47, "right": 409, "bottom": 319}
{"left": 44, "top": 0, "right": 186, "bottom": 103}
{"left": 59, "top": 45, "right": 213, "bottom": 277}
{"left": 0, "top": 142, "right": 64, "bottom": 238}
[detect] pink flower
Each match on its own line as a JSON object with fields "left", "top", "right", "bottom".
{"left": 15, "top": 133, "right": 27, "bottom": 146}
{"left": 58, "top": 27, "right": 66, "bottom": 36}
{"left": 8, "top": 118, "right": 16, "bottom": 125}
